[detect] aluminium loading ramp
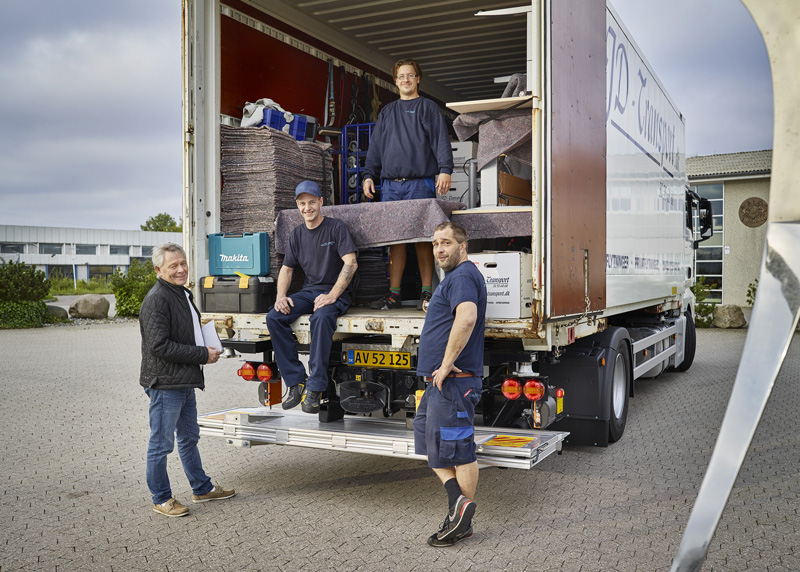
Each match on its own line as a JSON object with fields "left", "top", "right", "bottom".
{"left": 198, "top": 407, "right": 568, "bottom": 470}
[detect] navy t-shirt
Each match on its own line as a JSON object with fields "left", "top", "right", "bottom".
{"left": 283, "top": 217, "right": 357, "bottom": 295}
{"left": 362, "top": 96, "right": 454, "bottom": 181}
{"left": 416, "top": 260, "right": 487, "bottom": 377}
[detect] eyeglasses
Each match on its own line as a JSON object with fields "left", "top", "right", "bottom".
{"left": 395, "top": 74, "right": 417, "bottom": 80}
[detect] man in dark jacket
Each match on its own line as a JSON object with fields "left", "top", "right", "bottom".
{"left": 140, "top": 243, "right": 234, "bottom": 517}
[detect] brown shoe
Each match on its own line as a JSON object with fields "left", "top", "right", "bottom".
{"left": 192, "top": 484, "right": 236, "bottom": 503}
{"left": 153, "top": 498, "right": 189, "bottom": 517}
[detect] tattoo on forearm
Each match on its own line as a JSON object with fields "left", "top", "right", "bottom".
{"left": 338, "top": 263, "right": 356, "bottom": 285}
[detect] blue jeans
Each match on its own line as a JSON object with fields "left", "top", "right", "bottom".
{"left": 145, "top": 388, "right": 212, "bottom": 504}
{"left": 380, "top": 178, "right": 436, "bottom": 201}
{"left": 266, "top": 287, "right": 350, "bottom": 392}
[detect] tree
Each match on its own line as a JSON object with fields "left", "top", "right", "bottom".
{"left": 141, "top": 213, "right": 182, "bottom": 232}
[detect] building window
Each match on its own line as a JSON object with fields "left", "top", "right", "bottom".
{"left": 89, "top": 265, "right": 114, "bottom": 281}
{"left": 141, "top": 245, "right": 154, "bottom": 257}
{"left": 76, "top": 244, "right": 97, "bottom": 255}
{"left": 692, "top": 183, "right": 723, "bottom": 304}
{"left": 109, "top": 245, "right": 129, "bottom": 256}
{"left": 1, "top": 243, "right": 25, "bottom": 254}
{"left": 48, "top": 265, "right": 75, "bottom": 279}
{"left": 39, "top": 243, "right": 63, "bottom": 255}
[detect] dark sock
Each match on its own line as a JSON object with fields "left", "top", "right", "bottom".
{"left": 444, "top": 478, "right": 462, "bottom": 512}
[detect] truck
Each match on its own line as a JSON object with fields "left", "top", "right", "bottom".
{"left": 182, "top": 0, "right": 713, "bottom": 469}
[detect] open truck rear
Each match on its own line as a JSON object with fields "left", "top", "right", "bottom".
{"left": 182, "top": 0, "right": 713, "bottom": 468}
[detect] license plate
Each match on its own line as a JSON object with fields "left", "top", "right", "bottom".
{"left": 347, "top": 350, "right": 411, "bottom": 369}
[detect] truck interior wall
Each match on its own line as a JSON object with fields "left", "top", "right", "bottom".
{"left": 548, "top": 0, "right": 607, "bottom": 317}
{"left": 219, "top": 1, "right": 452, "bottom": 139}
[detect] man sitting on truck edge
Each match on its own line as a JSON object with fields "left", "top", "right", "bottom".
{"left": 267, "top": 180, "right": 358, "bottom": 414}
{"left": 413, "top": 222, "right": 487, "bottom": 546}
{"left": 140, "top": 243, "right": 235, "bottom": 518}
{"left": 362, "top": 58, "right": 454, "bottom": 311}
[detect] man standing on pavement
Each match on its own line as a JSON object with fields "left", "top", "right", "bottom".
{"left": 362, "top": 58, "right": 454, "bottom": 311}
{"left": 267, "top": 181, "right": 358, "bottom": 414}
{"left": 140, "top": 243, "right": 235, "bottom": 517}
{"left": 413, "top": 222, "right": 486, "bottom": 547}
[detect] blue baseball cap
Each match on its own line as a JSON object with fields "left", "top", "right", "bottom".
{"left": 295, "top": 180, "right": 322, "bottom": 198}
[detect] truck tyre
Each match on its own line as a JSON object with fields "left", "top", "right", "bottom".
{"left": 608, "top": 339, "right": 631, "bottom": 443}
{"left": 673, "top": 310, "right": 696, "bottom": 372}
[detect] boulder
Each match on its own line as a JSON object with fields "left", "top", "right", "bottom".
{"left": 712, "top": 304, "right": 747, "bottom": 329}
{"left": 46, "top": 304, "right": 69, "bottom": 320}
{"left": 69, "top": 294, "right": 110, "bottom": 319}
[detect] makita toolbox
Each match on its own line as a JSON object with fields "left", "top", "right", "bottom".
{"left": 201, "top": 275, "right": 276, "bottom": 313}
{"left": 208, "top": 232, "right": 269, "bottom": 276}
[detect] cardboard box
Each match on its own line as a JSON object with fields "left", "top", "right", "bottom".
{"left": 469, "top": 252, "right": 533, "bottom": 319}
{"left": 208, "top": 232, "right": 269, "bottom": 276}
{"left": 201, "top": 275, "right": 276, "bottom": 313}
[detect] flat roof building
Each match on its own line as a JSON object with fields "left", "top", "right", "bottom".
{"left": 0, "top": 225, "right": 182, "bottom": 281}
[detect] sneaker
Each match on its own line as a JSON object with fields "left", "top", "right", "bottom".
{"left": 302, "top": 390, "right": 322, "bottom": 414}
{"left": 282, "top": 382, "right": 305, "bottom": 410}
{"left": 427, "top": 525, "right": 473, "bottom": 547}
{"left": 370, "top": 291, "right": 402, "bottom": 310}
{"left": 417, "top": 290, "right": 433, "bottom": 312}
{"left": 436, "top": 495, "right": 476, "bottom": 541}
{"left": 153, "top": 498, "right": 189, "bottom": 517}
{"left": 192, "top": 485, "right": 236, "bottom": 503}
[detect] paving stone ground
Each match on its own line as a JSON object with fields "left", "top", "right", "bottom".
{"left": 0, "top": 324, "right": 797, "bottom": 571}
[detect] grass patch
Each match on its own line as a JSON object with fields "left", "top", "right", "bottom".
{"left": 49, "top": 275, "right": 113, "bottom": 296}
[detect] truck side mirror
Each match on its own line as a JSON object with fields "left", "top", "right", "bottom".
{"left": 694, "top": 197, "right": 714, "bottom": 249}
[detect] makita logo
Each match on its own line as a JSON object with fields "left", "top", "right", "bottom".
{"left": 219, "top": 254, "right": 249, "bottom": 262}
{"left": 486, "top": 277, "right": 510, "bottom": 284}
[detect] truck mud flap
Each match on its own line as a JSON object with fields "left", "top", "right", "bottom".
{"left": 198, "top": 408, "right": 568, "bottom": 470}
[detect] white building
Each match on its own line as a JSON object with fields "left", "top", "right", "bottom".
{"left": 687, "top": 149, "right": 771, "bottom": 307}
{"left": 0, "top": 225, "right": 182, "bottom": 281}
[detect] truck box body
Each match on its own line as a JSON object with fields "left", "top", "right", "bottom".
{"left": 183, "top": 0, "right": 709, "bottom": 457}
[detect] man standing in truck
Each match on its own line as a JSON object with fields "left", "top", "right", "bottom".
{"left": 140, "top": 243, "right": 235, "bottom": 517}
{"left": 267, "top": 180, "right": 358, "bottom": 414}
{"left": 362, "top": 58, "right": 454, "bottom": 311}
{"left": 413, "top": 222, "right": 486, "bottom": 546}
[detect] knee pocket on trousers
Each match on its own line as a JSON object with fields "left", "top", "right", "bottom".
{"left": 439, "top": 425, "right": 475, "bottom": 462}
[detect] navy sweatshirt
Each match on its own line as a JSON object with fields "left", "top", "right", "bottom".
{"left": 362, "top": 96, "right": 453, "bottom": 181}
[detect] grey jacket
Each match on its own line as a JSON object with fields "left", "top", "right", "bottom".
{"left": 139, "top": 278, "right": 208, "bottom": 390}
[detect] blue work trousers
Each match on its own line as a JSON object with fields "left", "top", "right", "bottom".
{"left": 145, "top": 387, "right": 213, "bottom": 505}
{"left": 266, "top": 287, "right": 350, "bottom": 392}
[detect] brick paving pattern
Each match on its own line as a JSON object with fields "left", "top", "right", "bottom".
{"left": 0, "top": 324, "right": 797, "bottom": 571}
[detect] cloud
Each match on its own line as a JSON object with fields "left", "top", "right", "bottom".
{"left": 612, "top": 0, "right": 773, "bottom": 156}
{"left": 0, "top": 1, "right": 182, "bottom": 230}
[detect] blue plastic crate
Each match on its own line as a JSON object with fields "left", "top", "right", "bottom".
{"left": 260, "top": 109, "right": 286, "bottom": 131}
{"left": 208, "top": 232, "right": 270, "bottom": 276}
{"left": 286, "top": 115, "right": 308, "bottom": 141}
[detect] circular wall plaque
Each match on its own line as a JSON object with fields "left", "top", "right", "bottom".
{"left": 738, "top": 197, "right": 768, "bottom": 228}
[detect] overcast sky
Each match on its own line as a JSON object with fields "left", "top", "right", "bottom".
{"left": 0, "top": 0, "right": 773, "bottom": 231}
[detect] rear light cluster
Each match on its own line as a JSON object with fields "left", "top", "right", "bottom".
{"left": 237, "top": 362, "right": 274, "bottom": 382}
{"left": 501, "top": 377, "right": 563, "bottom": 402}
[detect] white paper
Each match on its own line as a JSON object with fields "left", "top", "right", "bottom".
{"left": 201, "top": 321, "right": 223, "bottom": 352}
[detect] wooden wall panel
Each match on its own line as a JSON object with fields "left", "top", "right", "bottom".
{"left": 549, "top": 0, "right": 607, "bottom": 317}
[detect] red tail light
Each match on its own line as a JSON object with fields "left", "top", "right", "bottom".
{"left": 523, "top": 379, "right": 545, "bottom": 401}
{"left": 555, "top": 388, "right": 565, "bottom": 399}
{"left": 256, "top": 363, "right": 273, "bottom": 382}
{"left": 501, "top": 378, "right": 522, "bottom": 400}
{"left": 238, "top": 362, "right": 256, "bottom": 381}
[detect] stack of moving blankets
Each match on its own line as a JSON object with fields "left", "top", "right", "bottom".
{"left": 220, "top": 125, "right": 331, "bottom": 292}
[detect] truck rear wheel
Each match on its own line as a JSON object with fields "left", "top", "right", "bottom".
{"left": 673, "top": 310, "right": 696, "bottom": 372}
{"left": 608, "top": 339, "right": 631, "bottom": 443}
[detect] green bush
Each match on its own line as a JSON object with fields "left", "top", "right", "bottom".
{"left": 49, "top": 274, "right": 112, "bottom": 296}
{"left": 746, "top": 278, "right": 758, "bottom": 307}
{"left": 691, "top": 275, "right": 717, "bottom": 328}
{"left": 0, "top": 300, "right": 49, "bottom": 329}
{"left": 111, "top": 259, "right": 157, "bottom": 317}
{"left": 0, "top": 260, "right": 50, "bottom": 302}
